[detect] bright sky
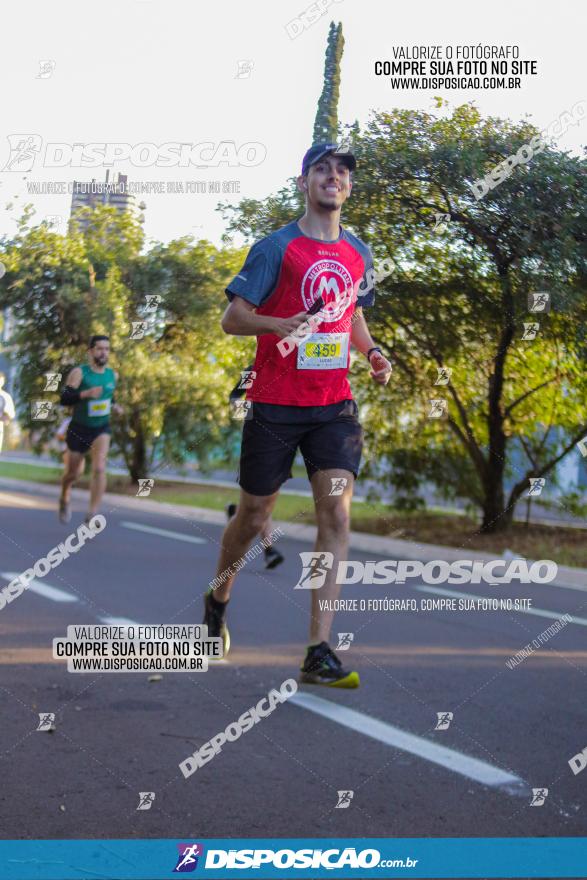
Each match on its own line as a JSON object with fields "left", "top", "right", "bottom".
{"left": 0, "top": 0, "right": 584, "bottom": 248}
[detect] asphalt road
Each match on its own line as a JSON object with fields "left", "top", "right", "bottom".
{"left": 0, "top": 479, "right": 585, "bottom": 853}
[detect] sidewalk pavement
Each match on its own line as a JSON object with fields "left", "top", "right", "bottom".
{"left": 1, "top": 475, "right": 585, "bottom": 592}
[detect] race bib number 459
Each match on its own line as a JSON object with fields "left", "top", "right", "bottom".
{"left": 297, "top": 333, "right": 349, "bottom": 370}
{"left": 88, "top": 398, "right": 111, "bottom": 417}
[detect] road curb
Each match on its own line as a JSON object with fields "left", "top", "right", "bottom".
{"left": 1, "top": 475, "right": 585, "bottom": 590}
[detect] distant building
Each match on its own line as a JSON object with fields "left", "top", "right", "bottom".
{"left": 69, "top": 170, "right": 145, "bottom": 231}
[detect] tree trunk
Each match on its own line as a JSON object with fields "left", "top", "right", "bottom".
{"left": 481, "top": 465, "right": 510, "bottom": 532}
{"left": 480, "top": 413, "right": 511, "bottom": 532}
{"left": 480, "top": 268, "right": 515, "bottom": 534}
{"left": 128, "top": 412, "right": 147, "bottom": 483}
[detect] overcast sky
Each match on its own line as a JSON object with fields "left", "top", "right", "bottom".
{"left": 0, "top": 0, "right": 584, "bottom": 248}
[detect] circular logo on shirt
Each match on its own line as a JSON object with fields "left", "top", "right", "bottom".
{"left": 301, "top": 260, "right": 355, "bottom": 323}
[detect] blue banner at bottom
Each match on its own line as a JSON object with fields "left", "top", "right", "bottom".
{"left": 0, "top": 837, "right": 586, "bottom": 879}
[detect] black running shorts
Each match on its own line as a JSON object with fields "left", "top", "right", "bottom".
{"left": 238, "top": 400, "right": 363, "bottom": 496}
{"left": 66, "top": 420, "right": 111, "bottom": 454}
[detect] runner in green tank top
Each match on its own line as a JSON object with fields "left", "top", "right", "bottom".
{"left": 71, "top": 363, "right": 116, "bottom": 428}
{"left": 58, "top": 335, "right": 122, "bottom": 524}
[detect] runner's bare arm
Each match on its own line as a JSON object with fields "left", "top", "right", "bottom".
{"left": 61, "top": 367, "right": 101, "bottom": 401}
{"left": 351, "top": 308, "right": 392, "bottom": 385}
{"left": 64, "top": 366, "right": 83, "bottom": 389}
{"left": 349, "top": 307, "right": 378, "bottom": 355}
{"left": 221, "top": 295, "right": 307, "bottom": 339}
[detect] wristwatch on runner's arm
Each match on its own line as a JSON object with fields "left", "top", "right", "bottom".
{"left": 366, "top": 347, "right": 383, "bottom": 362}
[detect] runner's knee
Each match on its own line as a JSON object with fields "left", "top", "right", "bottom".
{"left": 316, "top": 500, "right": 350, "bottom": 535}
{"left": 247, "top": 510, "right": 271, "bottom": 535}
{"left": 237, "top": 500, "right": 274, "bottom": 535}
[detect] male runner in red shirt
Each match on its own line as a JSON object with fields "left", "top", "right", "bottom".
{"left": 204, "top": 143, "right": 391, "bottom": 687}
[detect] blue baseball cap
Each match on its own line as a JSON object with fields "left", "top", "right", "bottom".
{"left": 301, "top": 142, "right": 356, "bottom": 176}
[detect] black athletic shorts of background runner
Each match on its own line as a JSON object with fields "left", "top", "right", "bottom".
{"left": 238, "top": 400, "right": 364, "bottom": 496}
{"left": 66, "top": 420, "right": 111, "bottom": 454}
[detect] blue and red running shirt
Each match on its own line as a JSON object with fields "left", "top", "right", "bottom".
{"left": 225, "top": 220, "right": 377, "bottom": 406}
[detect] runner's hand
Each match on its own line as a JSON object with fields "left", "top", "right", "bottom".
{"left": 270, "top": 312, "right": 312, "bottom": 339}
{"left": 369, "top": 351, "right": 392, "bottom": 385}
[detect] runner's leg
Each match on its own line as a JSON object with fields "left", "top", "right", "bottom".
{"left": 59, "top": 448, "right": 85, "bottom": 523}
{"left": 88, "top": 431, "right": 110, "bottom": 516}
{"left": 260, "top": 514, "right": 285, "bottom": 569}
{"left": 61, "top": 449, "right": 84, "bottom": 503}
{"left": 259, "top": 517, "right": 272, "bottom": 543}
{"left": 308, "top": 467, "right": 354, "bottom": 644}
{"left": 205, "top": 400, "right": 296, "bottom": 651}
{"left": 213, "top": 488, "right": 279, "bottom": 602}
{"left": 76, "top": 456, "right": 85, "bottom": 479}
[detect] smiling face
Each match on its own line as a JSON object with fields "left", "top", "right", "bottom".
{"left": 299, "top": 153, "right": 353, "bottom": 212}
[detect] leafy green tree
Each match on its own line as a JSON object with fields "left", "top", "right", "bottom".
{"left": 220, "top": 183, "right": 303, "bottom": 241}
{"left": 115, "top": 237, "right": 252, "bottom": 479}
{"left": 350, "top": 103, "right": 587, "bottom": 531}
{"left": 0, "top": 206, "right": 250, "bottom": 482}
{"left": 219, "top": 103, "right": 587, "bottom": 532}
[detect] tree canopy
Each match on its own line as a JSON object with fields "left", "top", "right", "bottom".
{"left": 220, "top": 102, "right": 587, "bottom": 531}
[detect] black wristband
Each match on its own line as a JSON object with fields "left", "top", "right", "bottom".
{"left": 366, "top": 347, "right": 383, "bottom": 361}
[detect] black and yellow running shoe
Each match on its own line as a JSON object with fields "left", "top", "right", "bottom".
{"left": 202, "top": 590, "right": 230, "bottom": 657}
{"left": 299, "top": 642, "right": 359, "bottom": 688}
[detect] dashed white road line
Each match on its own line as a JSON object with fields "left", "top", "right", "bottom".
{"left": 290, "top": 691, "right": 529, "bottom": 795}
{"left": 0, "top": 580, "right": 225, "bottom": 665}
{"left": 120, "top": 521, "right": 206, "bottom": 544}
{"left": 416, "top": 585, "right": 587, "bottom": 627}
{"left": 1, "top": 572, "right": 78, "bottom": 603}
{"left": 98, "top": 616, "right": 141, "bottom": 628}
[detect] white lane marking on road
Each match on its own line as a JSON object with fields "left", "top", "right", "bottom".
{"left": 1, "top": 572, "right": 78, "bottom": 603}
{"left": 121, "top": 521, "right": 206, "bottom": 544}
{"left": 416, "top": 585, "right": 587, "bottom": 627}
{"left": 98, "top": 616, "right": 141, "bottom": 627}
{"left": 290, "top": 692, "right": 528, "bottom": 794}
